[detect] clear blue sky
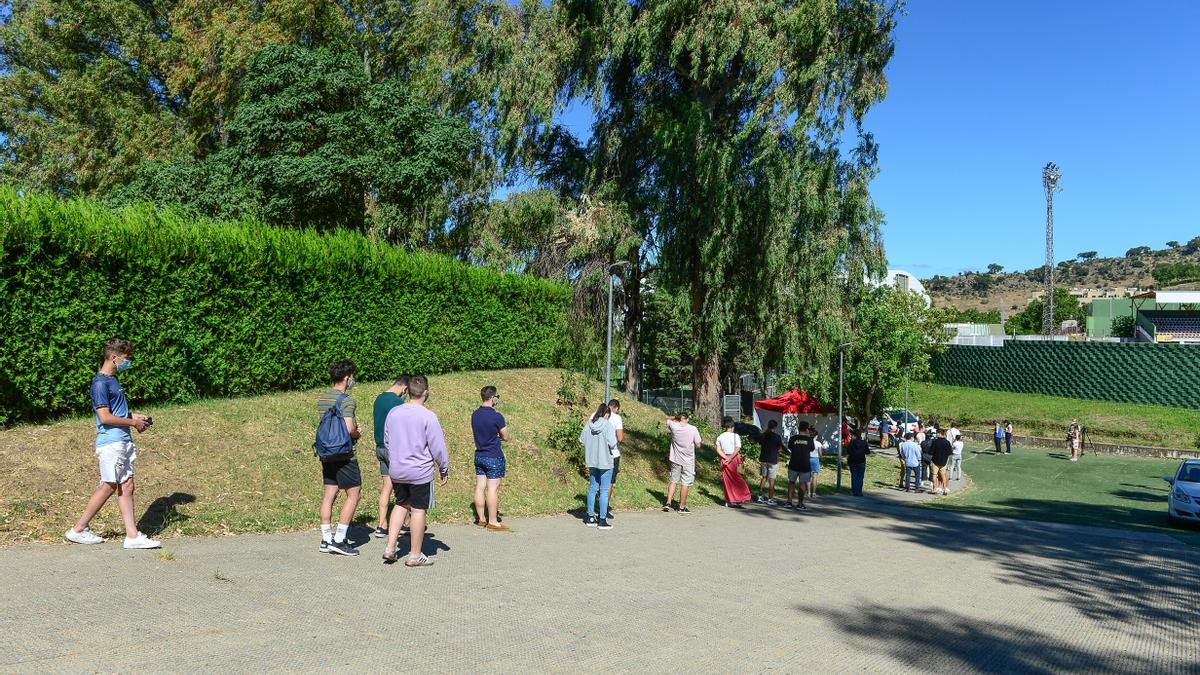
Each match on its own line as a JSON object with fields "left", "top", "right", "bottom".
{"left": 538, "top": 1, "right": 1200, "bottom": 279}
{"left": 863, "top": 1, "right": 1200, "bottom": 278}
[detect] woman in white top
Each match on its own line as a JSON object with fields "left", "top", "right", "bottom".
{"left": 715, "top": 416, "right": 751, "bottom": 506}
{"left": 950, "top": 434, "right": 965, "bottom": 480}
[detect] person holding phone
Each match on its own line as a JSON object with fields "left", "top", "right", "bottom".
{"left": 382, "top": 375, "right": 449, "bottom": 567}
{"left": 472, "top": 386, "right": 510, "bottom": 531}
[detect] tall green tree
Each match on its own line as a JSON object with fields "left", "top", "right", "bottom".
{"left": 527, "top": 0, "right": 897, "bottom": 422}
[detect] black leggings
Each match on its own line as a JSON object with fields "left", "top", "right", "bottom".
{"left": 994, "top": 436, "right": 1002, "bottom": 453}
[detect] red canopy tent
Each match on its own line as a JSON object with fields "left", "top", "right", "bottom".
{"left": 753, "top": 389, "right": 832, "bottom": 415}
{"left": 752, "top": 389, "right": 839, "bottom": 447}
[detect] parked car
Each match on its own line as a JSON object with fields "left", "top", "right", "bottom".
{"left": 1164, "top": 460, "right": 1200, "bottom": 526}
{"left": 865, "top": 409, "right": 921, "bottom": 446}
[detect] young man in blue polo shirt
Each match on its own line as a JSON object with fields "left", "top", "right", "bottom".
{"left": 66, "top": 338, "right": 160, "bottom": 549}
{"left": 471, "top": 386, "right": 510, "bottom": 531}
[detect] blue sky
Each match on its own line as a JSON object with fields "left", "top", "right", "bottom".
{"left": 537, "top": 2, "right": 1200, "bottom": 279}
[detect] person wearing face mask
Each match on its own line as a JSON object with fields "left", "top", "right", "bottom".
{"left": 316, "top": 359, "right": 363, "bottom": 556}
{"left": 66, "top": 338, "right": 160, "bottom": 549}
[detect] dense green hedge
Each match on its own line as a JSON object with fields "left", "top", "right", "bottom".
{"left": 0, "top": 189, "right": 570, "bottom": 424}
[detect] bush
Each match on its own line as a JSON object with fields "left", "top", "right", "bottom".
{"left": 0, "top": 189, "right": 570, "bottom": 424}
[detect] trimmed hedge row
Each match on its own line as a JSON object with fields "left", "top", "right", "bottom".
{"left": 0, "top": 189, "right": 571, "bottom": 424}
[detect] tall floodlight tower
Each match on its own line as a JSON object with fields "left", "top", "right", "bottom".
{"left": 1042, "top": 162, "right": 1062, "bottom": 335}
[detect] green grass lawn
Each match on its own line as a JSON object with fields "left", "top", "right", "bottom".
{"left": 926, "top": 442, "right": 1200, "bottom": 545}
{"left": 910, "top": 381, "right": 1200, "bottom": 450}
{"left": 0, "top": 368, "right": 893, "bottom": 544}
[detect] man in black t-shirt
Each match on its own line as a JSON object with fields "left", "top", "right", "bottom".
{"left": 785, "top": 421, "right": 814, "bottom": 510}
{"left": 756, "top": 420, "right": 784, "bottom": 505}
{"left": 845, "top": 431, "right": 871, "bottom": 496}
{"left": 929, "top": 429, "right": 954, "bottom": 496}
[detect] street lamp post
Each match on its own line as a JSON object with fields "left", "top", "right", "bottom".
{"left": 605, "top": 261, "right": 631, "bottom": 404}
{"left": 836, "top": 342, "right": 851, "bottom": 493}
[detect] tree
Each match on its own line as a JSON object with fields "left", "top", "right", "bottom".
{"left": 1078, "top": 251, "right": 1098, "bottom": 261}
{"left": 1110, "top": 315, "right": 1136, "bottom": 339}
{"left": 1167, "top": 241, "right": 1180, "bottom": 249}
{"left": 844, "top": 286, "right": 944, "bottom": 423}
{"left": 1010, "top": 288, "right": 1084, "bottom": 334}
{"left": 1126, "top": 246, "right": 1151, "bottom": 258}
{"left": 530, "top": 0, "right": 898, "bottom": 423}
{"left": 971, "top": 274, "right": 994, "bottom": 297}
{"left": 1185, "top": 236, "right": 1200, "bottom": 254}
{"left": 987, "top": 263, "right": 1004, "bottom": 274}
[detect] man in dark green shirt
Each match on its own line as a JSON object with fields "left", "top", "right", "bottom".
{"left": 372, "top": 376, "right": 409, "bottom": 538}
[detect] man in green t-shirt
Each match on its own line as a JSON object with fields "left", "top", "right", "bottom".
{"left": 316, "top": 360, "right": 362, "bottom": 556}
{"left": 372, "top": 376, "right": 409, "bottom": 538}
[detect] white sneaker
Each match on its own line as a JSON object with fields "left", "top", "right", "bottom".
{"left": 65, "top": 528, "right": 104, "bottom": 545}
{"left": 766, "top": 498, "right": 778, "bottom": 506}
{"left": 122, "top": 532, "right": 161, "bottom": 549}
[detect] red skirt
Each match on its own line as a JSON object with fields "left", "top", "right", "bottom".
{"left": 721, "top": 456, "right": 752, "bottom": 505}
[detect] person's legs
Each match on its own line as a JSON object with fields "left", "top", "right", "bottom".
{"left": 607, "top": 457, "right": 619, "bottom": 514}
{"left": 486, "top": 478, "right": 502, "bottom": 525}
{"left": 679, "top": 484, "right": 690, "bottom": 509}
{"left": 587, "top": 468, "right": 601, "bottom": 517}
{"left": 598, "top": 468, "right": 613, "bottom": 521}
{"left": 406, "top": 508, "right": 427, "bottom": 559}
{"left": 377, "top": 474, "right": 393, "bottom": 529}
{"left": 786, "top": 479, "right": 795, "bottom": 505}
{"left": 994, "top": 436, "right": 1001, "bottom": 453}
{"left": 850, "top": 463, "right": 864, "bottom": 495}
{"left": 1005, "top": 434, "right": 1012, "bottom": 454}
{"left": 114, "top": 477, "right": 139, "bottom": 538}
{"left": 72, "top": 482, "right": 117, "bottom": 533}
{"left": 338, "top": 486, "right": 360, "bottom": 528}
{"left": 385, "top": 502, "right": 410, "bottom": 555}
{"left": 666, "top": 481, "right": 677, "bottom": 508}
{"left": 473, "top": 473, "right": 487, "bottom": 523}
{"left": 320, "top": 484, "right": 339, "bottom": 528}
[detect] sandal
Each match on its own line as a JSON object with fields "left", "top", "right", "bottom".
{"left": 382, "top": 551, "right": 399, "bottom": 565}
{"left": 404, "top": 554, "right": 434, "bottom": 568}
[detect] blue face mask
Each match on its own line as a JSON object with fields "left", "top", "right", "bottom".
{"left": 116, "top": 359, "right": 132, "bottom": 372}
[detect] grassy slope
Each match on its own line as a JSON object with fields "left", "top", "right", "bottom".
{"left": 910, "top": 381, "right": 1200, "bottom": 450}
{"left": 926, "top": 443, "right": 1199, "bottom": 545}
{"left": 0, "top": 368, "right": 890, "bottom": 544}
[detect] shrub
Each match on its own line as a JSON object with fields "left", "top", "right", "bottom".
{"left": 0, "top": 189, "right": 570, "bottom": 424}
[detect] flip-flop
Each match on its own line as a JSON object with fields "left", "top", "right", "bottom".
{"left": 405, "top": 554, "right": 434, "bottom": 568}
{"left": 382, "top": 552, "right": 399, "bottom": 565}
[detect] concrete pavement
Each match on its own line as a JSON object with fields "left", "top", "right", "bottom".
{"left": 1, "top": 494, "right": 1196, "bottom": 673}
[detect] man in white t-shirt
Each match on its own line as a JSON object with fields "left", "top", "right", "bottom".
{"left": 606, "top": 399, "right": 624, "bottom": 519}
{"left": 664, "top": 412, "right": 702, "bottom": 513}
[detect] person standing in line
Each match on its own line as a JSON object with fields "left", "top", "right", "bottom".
{"left": 382, "top": 375, "right": 449, "bottom": 567}
{"left": 65, "top": 338, "right": 160, "bottom": 549}
{"left": 372, "top": 376, "right": 409, "bottom": 538}
{"left": 756, "top": 419, "right": 784, "bottom": 504}
{"left": 580, "top": 403, "right": 617, "bottom": 529}
{"left": 315, "top": 359, "right": 363, "bottom": 556}
{"left": 472, "top": 385, "right": 510, "bottom": 532}
{"left": 916, "top": 424, "right": 926, "bottom": 445}
{"left": 992, "top": 420, "right": 1004, "bottom": 454}
{"left": 950, "top": 433, "right": 965, "bottom": 480}
{"left": 929, "top": 429, "right": 954, "bottom": 496}
{"left": 845, "top": 430, "right": 871, "bottom": 496}
{"left": 664, "top": 412, "right": 702, "bottom": 514}
{"left": 606, "top": 399, "right": 624, "bottom": 520}
{"left": 919, "top": 431, "right": 934, "bottom": 487}
{"left": 1004, "top": 420, "right": 1014, "bottom": 454}
{"left": 899, "top": 432, "right": 923, "bottom": 493}
{"left": 715, "top": 417, "right": 751, "bottom": 507}
{"left": 946, "top": 421, "right": 960, "bottom": 451}
{"left": 807, "top": 425, "right": 823, "bottom": 499}
{"left": 785, "top": 421, "right": 813, "bottom": 510}
{"left": 879, "top": 416, "right": 891, "bottom": 449}
{"left": 1068, "top": 419, "right": 1082, "bottom": 462}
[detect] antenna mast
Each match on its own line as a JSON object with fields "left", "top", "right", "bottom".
{"left": 1042, "top": 162, "right": 1062, "bottom": 335}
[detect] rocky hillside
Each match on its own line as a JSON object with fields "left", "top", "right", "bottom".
{"left": 924, "top": 237, "right": 1200, "bottom": 312}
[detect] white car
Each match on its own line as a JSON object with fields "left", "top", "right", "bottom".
{"left": 1165, "top": 460, "right": 1200, "bottom": 526}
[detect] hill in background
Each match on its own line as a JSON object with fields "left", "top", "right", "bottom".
{"left": 923, "top": 236, "right": 1200, "bottom": 312}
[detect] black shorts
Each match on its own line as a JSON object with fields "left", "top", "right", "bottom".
{"left": 611, "top": 456, "right": 621, "bottom": 483}
{"left": 393, "top": 481, "right": 434, "bottom": 510}
{"left": 321, "top": 456, "right": 362, "bottom": 490}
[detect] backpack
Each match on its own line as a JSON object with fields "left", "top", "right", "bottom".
{"left": 314, "top": 393, "right": 354, "bottom": 460}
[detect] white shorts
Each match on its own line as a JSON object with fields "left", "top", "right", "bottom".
{"left": 96, "top": 440, "right": 136, "bottom": 484}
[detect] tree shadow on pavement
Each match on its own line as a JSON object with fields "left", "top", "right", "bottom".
{"left": 872, "top": 507, "right": 1200, "bottom": 636}
{"left": 808, "top": 603, "right": 1162, "bottom": 674}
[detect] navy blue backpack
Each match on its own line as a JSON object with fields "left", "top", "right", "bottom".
{"left": 314, "top": 393, "right": 354, "bottom": 460}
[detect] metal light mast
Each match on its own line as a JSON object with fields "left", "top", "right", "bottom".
{"left": 1042, "top": 162, "right": 1062, "bottom": 335}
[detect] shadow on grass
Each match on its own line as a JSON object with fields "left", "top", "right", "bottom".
{"left": 809, "top": 603, "right": 1161, "bottom": 673}
{"left": 1110, "top": 489, "right": 1170, "bottom": 504}
{"left": 873, "top": 499, "right": 1200, "bottom": 634}
{"left": 137, "top": 492, "right": 196, "bottom": 536}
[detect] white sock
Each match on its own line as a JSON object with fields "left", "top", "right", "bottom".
{"left": 320, "top": 524, "right": 332, "bottom": 543}
{"left": 334, "top": 523, "right": 348, "bottom": 543}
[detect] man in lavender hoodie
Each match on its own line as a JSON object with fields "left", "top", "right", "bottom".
{"left": 382, "top": 375, "right": 449, "bottom": 567}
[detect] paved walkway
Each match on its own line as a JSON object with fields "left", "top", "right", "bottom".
{"left": 1, "top": 493, "right": 1197, "bottom": 673}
